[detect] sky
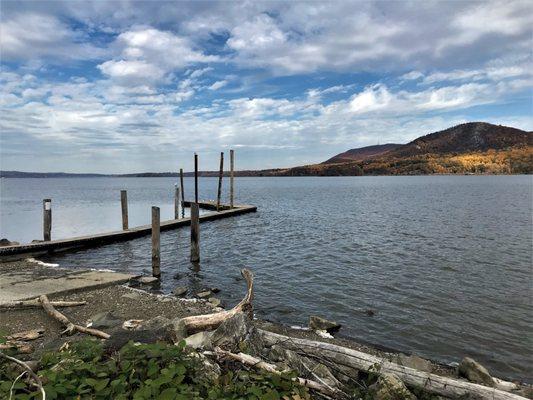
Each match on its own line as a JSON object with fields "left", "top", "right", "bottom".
{"left": 0, "top": 0, "right": 532, "bottom": 173}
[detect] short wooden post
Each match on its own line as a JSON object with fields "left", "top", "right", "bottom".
{"left": 43, "top": 199, "right": 52, "bottom": 241}
{"left": 179, "top": 168, "right": 185, "bottom": 218}
{"left": 190, "top": 202, "right": 200, "bottom": 263}
{"left": 216, "top": 152, "right": 224, "bottom": 211}
{"left": 120, "top": 190, "right": 128, "bottom": 230}
{"left": 230, "top": 149, "right": 235, "bottom": 208}
{"left": 151, "top": 206, "right": 161, "bottom": 277}
{"left": 194, "top": 153, "right": 199, "bottom": 204}
{"left": 174, "top": 185, "right": 180, "bottom": 219}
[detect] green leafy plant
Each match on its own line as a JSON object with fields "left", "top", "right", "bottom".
{"left": 0, "top": 339, "right": 310, "bottom": 399}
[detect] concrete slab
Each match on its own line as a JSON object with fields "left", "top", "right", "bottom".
{"left": 0, "top": 262, "right": 134, "bottom": 303}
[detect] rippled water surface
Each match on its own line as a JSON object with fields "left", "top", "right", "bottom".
{"left": 1, "top": 176, "right": 532, "bottom": 381}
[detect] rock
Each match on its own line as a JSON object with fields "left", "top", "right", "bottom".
{"left": 210, "top": 287, "right": 221, "bottom": 293}
{"left": 196, "top": 290, "right": 212, "bottom": 299}
{"left": 395, "top": 354, "right": 433, "bottom": 373}
{"left": 0, "top": 238, "right": 19, "bottom": 247}
{"left": 138, "top": 276, "right": 159, "bottom": 284}
{"left": 208, "top": 297, "right": 221, "bottom": 307}
{"left": 458, "top": 357, "right": 494, "bottom": 387}
{"left": 168, "top": 318, "right": 188, "bottom": 344}
{"left": 365, "top": 309, "right": 376, "bottom": 316}
{"left": 184, "top": 331, "right": 212, "bottom": 349}
{"left": 309, "top": 315, "right": 341, "bottom": 333}
{"left": 210, "top": 313, "right": 251, "bottom": 351}
{"left": 121, "top": 291, "right": 142, "bottom": 300}
{"left": 104, "top": 328, "right": 169, "bottom": 353}
{"left": 89, "top": 312, "right": 122, "bottom": 329}
{"left": 31, "top": 239, "right": 44, "bottom": 243}
{"left": 370, "top": 373, "right": 417, "bottom": 400}
{"left": 173, "top": 286, "right": 188, "bottom": 297}
{"left": 193, "top": 352, "right": 221, "bottom": 383}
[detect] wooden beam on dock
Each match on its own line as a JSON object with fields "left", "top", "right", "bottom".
{"left": 121, "top": 190, "right": 128, "bottom": 230}
{"left": 43, "top": 199, "right": 52, "bottom": 241}
{"left": 152, "top": 206, "right": 161, "bottom": 277}
{"left": 174, "top": 185, "right": 180, "bottom": 220}
{"left": 190, "top": 202, "right": 200, "bottom": 263}
{"left": 194, "top": 153, "right": 199, "bottom": 204}
{"left": 216, "top": 152, "right": 224, "bottom": 211}
{"left": 179, "top": 168, "right": 185, "bottom": 218}
{"left": 230, "top": 149, "right": 235, "bottom": 209}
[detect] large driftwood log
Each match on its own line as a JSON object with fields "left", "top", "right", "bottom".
{"left": 180, "top": 269, "right": 254, "bottom": 333}
{"left": 38, "top": 295, "right": 109, "bottom": 339}
{"left": 214, "top": 347, "right": 346, "bottom": 398}
{"left": 259, "top": 330, "right": 527, "bottom": 400}
{"left": 0, "top": 299, "right": 86, "bottom": 309}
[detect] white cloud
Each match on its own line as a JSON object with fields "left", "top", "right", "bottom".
{"left": 0, "top": 13, "right": 105, "bottom": 61}
{"left": 208, "top": 80, "right": 228, "bottom": 90}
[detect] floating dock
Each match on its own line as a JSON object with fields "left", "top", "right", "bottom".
{"left": 0, "top": 201, "right": 256, "bottom": 260}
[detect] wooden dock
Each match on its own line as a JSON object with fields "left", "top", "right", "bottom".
{"left": 0, "top": 201, "right": 256, "bottom": 260}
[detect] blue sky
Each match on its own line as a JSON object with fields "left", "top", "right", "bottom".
{"left": 0, "top": 0, "right": 532, "bottom": 173}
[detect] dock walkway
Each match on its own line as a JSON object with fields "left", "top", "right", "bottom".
{"left": 0, "top": 201, "right": 256, "bottom": 260}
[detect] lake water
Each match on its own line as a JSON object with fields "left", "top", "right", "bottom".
{"left": 1, "top": 176, "right": 532, "bottom": 381}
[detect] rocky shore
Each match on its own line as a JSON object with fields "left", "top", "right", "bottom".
{"left": 1, "top": 262, "right": 531, "bottom": 399}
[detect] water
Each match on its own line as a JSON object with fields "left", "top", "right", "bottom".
{"left": 1, "top": 176, "right": 532, "bottom": 381}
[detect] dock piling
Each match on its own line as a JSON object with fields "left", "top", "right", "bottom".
{"left": 194, "top": 153, "right": 199, "bottom": 204}
{"left": 179, "top": 168, "right": 185, "bottom": 218}
{"left": 216, "top": 152, "right": 224, "bottom": 211}
{"left": 151, "top": 206, "right": 161, "bottom": 277}
{"left": 230, "top": 149, "right": 235, "bottom": 208}
{"left": 174, "top": 185, "right": 180, "bottom": 219}
{"left": 43, "top": 199, "right": 52, "bottom": 241}
{"left": 190, "top": 202, "right": 200, "bottom": 263}
{"left": 120, "top": 190, "right": 128, "bottom": 230}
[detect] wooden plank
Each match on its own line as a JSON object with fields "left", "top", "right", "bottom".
{"left": 121, "top": 190, "right": 128, "bottom": 230}
{"left": 43, "top": 199, "right": 52, "bottom": 241}
{"left": 216, "top": 152, "right": 224, "bottom": 211}
{"left": 190, "top": 202, "right": 200, "bottom": 262}
{"left": 174, "top": 185, "right": 180, "bottom": 219}
{"left": 152, "top": 206, "right": 161, "bottom": 277}
{"left": 194, "top": 153, "right": 199, "bottom": 204}
{"left": 179, "top": 168, "right": 185, "bottom": 218}
{"left": 230, "top": 149, "right": 235, "bottom": 208}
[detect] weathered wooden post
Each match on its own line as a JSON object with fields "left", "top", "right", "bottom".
{"left": 230, "top": 149, "right": 235, "bottom": 208}
{"left": 120, "top": 190, "right": 128, "bottom": 230}
{"left": 174, "top": 185, "right": 180, "bottom": 219}
{"left": 216, "top": 151, "right": 224, "bottom": 211}
{"left": 43, "top": 199, "right": 52, "bottom": 241}
{"left": 190, "top": 202, "right": 200, "bottom": 263}
{"left": 179, "top": 168, "right": 185, "bottom": 218}
{"left": 194, "top": 153, "right": 199, "bottom": 204}
{"left": 152, "top": 206, "right": 161, "bottom": 277}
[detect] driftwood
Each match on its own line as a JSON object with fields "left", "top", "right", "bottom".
{"left": 0, "top": 352, "right": 45, "bottom": 399}
{"left": 7, "top": 329, "right": 44, "bottom": 341}
{"left": 214, "top": 347, "right": 345, "bottom": 398}
{"left": 259, "top": 330, "right": 527, "bottom": 400}
{"left": 38, "top": 295, "right": 109, "bottom": 339}
{"left": 0, "top": 342, "right": 34, "bottom": 354}
{"left": 0, "top": 299, "right": 86, "bottom": 309}
{"left": 180, "top": 269, "right": 254, "bottom": 333}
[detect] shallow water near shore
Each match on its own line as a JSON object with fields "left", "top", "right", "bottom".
{"left": 1, "top": 175, "right": 532, "bottom": 381}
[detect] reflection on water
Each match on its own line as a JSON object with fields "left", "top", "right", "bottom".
{"left": 1, "top": 175, "right": 532, "bottom": 381}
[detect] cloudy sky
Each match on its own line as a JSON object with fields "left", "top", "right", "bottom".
{"left": 1, "top": 0, "right": 532, "bottom": 173}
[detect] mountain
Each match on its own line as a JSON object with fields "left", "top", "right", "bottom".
{"left": 323, "top": 143, "right": 401, "bottom": 164}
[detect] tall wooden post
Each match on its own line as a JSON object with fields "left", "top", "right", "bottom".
{"left": 174, "top": 185, "right": 180, "bottom": 219}
{"left": 194, "top": 153, "right": 199, "bottom": 204}
{"left": 190, "top": 202, "right": 200, "bottom": 263}
{"left": 43, "top": 199, "right": 52, "bottom": 241}
{"left": 152, "top": 206, "right": 161, "bottom": 277}
{"left": 179, "top": 168, "right": 185, "bottom": 218}
{"left": 216, "top": 152, "right": 224, "bottom": 211}
{"left": 230, "top": 149, "right": 235, "bottom": 208}
{"left": 120, "top": 190, "right": 128, "bottom": 230}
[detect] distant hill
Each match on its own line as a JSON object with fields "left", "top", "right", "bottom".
{"left": 2, "top": 122, "right": 531, "bottom": 178}
{"left": 323, "top": 143, "right": 401, "bottom": 164}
